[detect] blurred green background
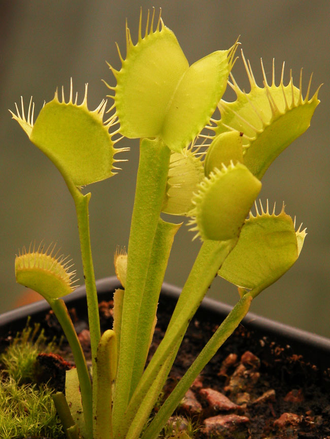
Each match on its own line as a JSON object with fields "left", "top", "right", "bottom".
{"left": 1, "top": 1, "right": 329, "bottom": 337}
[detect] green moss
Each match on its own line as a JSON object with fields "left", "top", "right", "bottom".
{"left": 0, "top": 322, "right": 64, "bottom": 438}
{"left": 1, "top": 322, "right": 59, "bottom": 384}
{"left": 0, "top": 376, "right": 65, "bottom": 438}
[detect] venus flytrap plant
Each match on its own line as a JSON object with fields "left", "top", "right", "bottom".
{"left": 107, "top": 14, "right": 238, "bottom": 427}
{"left": 10, "top": 9, "right": 320, "bottom": 439}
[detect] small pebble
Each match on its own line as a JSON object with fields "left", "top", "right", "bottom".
{"left": 98, "top": 300, "right": 114, "bottom": 319}
{"left": 253, "top": 389, "right": 276, "bottom": 405}
{"left": 284, "top": 388, "right": 304, "bottom": 403}
{"left": 225, "top": 364, "right": 260, "bottom": 394}
{"left": 191, "top": 376, "right": 204, "bottom": 390}
{"left": 274, "top": 412, "right": 302, "bottom": 428}
{"left": 218, "top": 353, "right": 238, "bottom": 376}
{"left": 236, "top": 392, "right": 251, "bottom": 405}
{"left": 241, "top": 351, "right": 260, "bottom": 369}
{"left": 78, "top": 329, "right": 91, "bottom": 350}
{"left": 199, "top": 388, "right": 240, "bottom": 412}
{"left": 181, "top": 389, "right": 202, "bottom": 414}
{"left": 202, "top": 414, "right": 250, "bottom": 436}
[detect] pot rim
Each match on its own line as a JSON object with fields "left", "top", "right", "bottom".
{"left": 1, "top": 276, "right": 329, "bottom": 369}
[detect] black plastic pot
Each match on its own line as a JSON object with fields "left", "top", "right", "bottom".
{"left": 1, "top": 276, "right": 330, "bottom": 371}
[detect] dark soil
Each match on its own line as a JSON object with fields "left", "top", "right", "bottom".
{"left": 2, "top": 294, "right": 330, "bottom": 439}
{"left": 152, "top": 295, "right": 330, "bottom": 439}
{"left": 155, "top": 298, "right": 330, "bottom": 439}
